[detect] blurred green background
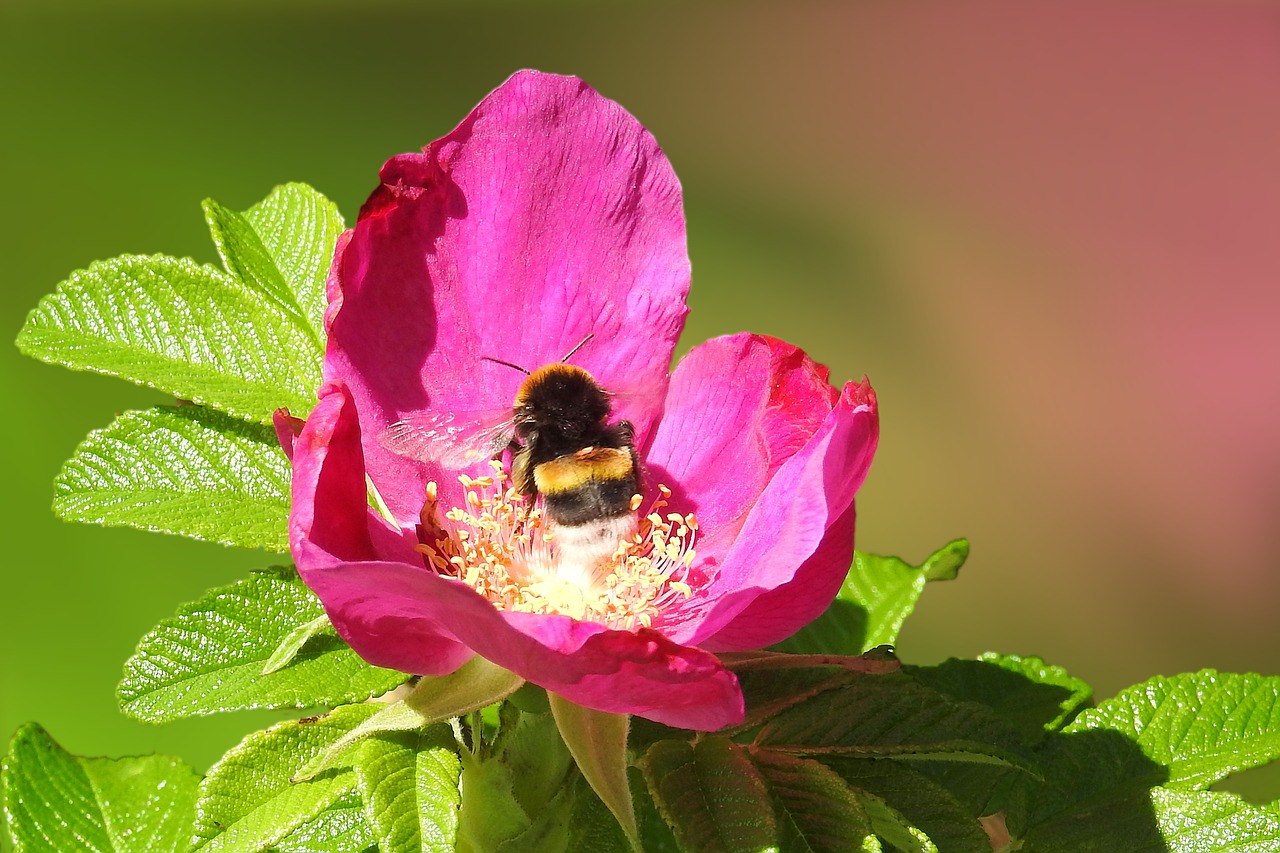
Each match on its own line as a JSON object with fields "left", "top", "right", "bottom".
{"left": 5, "top": 0, "right": 1280, "bottom": 809}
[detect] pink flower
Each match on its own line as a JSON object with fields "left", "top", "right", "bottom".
{"left": 286, "top": 70, "right": 879, "bottom": 731}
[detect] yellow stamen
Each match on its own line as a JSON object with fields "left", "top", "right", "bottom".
{"left": 414, "top": 460, "right": 705, "bottom": 630}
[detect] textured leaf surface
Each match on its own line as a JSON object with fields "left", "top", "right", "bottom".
{"left": 776, "top": 540, "right": 968, "bottom": 655}
{"left": 642, "top": 737, "right": 779, "bottom": 853}
{"left": 826, "top": 758, "right": 992, "bottom": 853}
{"left": 1067, "top": 670, "right": 1280, "bottom": 790}
{"left": 54, "top": 406, "right": 291, "bottom": 550}
{"left": 1022, "top": 786, "right": 1280, "bottom": 853}
{"left": 240, "top": 182, "right": 342, "bottom": 342}
{"left": 119, "top": 566, "right": 407, "bottom": 723}
{"left": 272, "top": 792, "right": 377, "bottom": 853}
{"left": 910, "top": 653, "right": 1093, "bottom": 742}
{"left": 751, "top": 749, "right": 880, "bottom": 852}
{"left": 192, "top": 704, "right": 379, "bottom": 852}
{"left": 2, "top": 723, "right": 199, "bottom": 853}
{"left": 756, "top": 672, "right": 1035, "bottom": 773}
{"left": 17, "top": 255, "right": 319, "bottom": 422}
{"left": 353, "top": 728, "right": 461, "bottom": 853}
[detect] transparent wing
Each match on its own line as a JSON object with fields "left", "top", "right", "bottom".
{"left": 606, "top": 379, "right": 668, "bottom": 421}
{"left": 380, "top": 409, "right": 516, "bottom": 469}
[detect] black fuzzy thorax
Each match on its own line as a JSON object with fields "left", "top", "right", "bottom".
{"left": 513, "top": 367, "right": 616, "bottom": 463}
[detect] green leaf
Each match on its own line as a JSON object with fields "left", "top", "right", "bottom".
{"left": 909, "top": 653, "right": 1093, "bottom": 743}
{"left": 352, "top": 727, "right": 462, "bottom": 853}
{"left": 2, "top": 723, "right": 199, "bottom": 853}
{"left": 1068, "top": 670, "right": 1280, "bottom": 790}
{"left": 273, "top": 791, "right": 378, "bottom": 853}
{"left": 755, "top": 672, "right": 1037, "bottom": 775}
{"left": 774, "top": 540, "right": 968, "bottom": 656}
{"left": 750, "top": 749, "right": 881, "bottom": 852}
{"left": 192, "top": 704, "right": 379, "bottom": 852}
{"left": 119, "top": 566, "right": 407, "bottom": 723}
{"left": 54, "top": 405, "right": 291, "bottom": 550}
{"left": 549, "top": 695, "right": 637, "bottom": 849}
{"left": 1152, "top": 787, "right": 1280, "bottom": 852}
{"left": 641, "top": 737, "right": 780, "bottom": 853}
{"left": 1020, "top": 787, "right": 1280, "bottom": 852}
{"left": 204, "top": 184, "right": 340, "bottom": 355}
{"left": 240, "top": 183, "right": 344, "bottom": 338}
{"left": 824, "top": 758, "right": 992, "bottom": 853}
{"left": 17, "top": 255, "right": 319, "bottom": 422}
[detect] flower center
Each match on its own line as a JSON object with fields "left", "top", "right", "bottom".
{"left": 414, "top": 460, "right": 699, "bottom": 629}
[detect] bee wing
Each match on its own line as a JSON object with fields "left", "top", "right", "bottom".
{"left": 605, "top": 380, "right": 668, "bottom": 421}
{"left": 381, "top": 409, "right": 516, "bottom": 470}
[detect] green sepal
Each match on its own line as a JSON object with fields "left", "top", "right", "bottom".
{"left": 263, "top": 614, "right": 334, "bottom": 675}
{"left": 456, "top": 750, "right": 532, "bottom": 852}
{"left": 2, "top": 723, "right": 199, "bottom": 853}
{"left": 548, "top": 694, "right": 638, "bottom": 850}
{"left": 297, "top": 657, "right": 524, "bottom": 781}
{"left": 118, "top": 565, "right": 408, "bottom": 723}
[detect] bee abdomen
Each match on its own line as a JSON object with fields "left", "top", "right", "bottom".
{"left": 535, "top": 446, "right": 638, "bottom": 526}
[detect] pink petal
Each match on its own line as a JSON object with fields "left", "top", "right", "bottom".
{"left": 325, "top": 70, "right": 690, "bottom": 522}
{"left": 290, "top": 383, "right": 423, "bottom": 567}
{"left": 694, "top": 379, "right": 878, "bottom": 649}
{"left": 272, "top": 408, "right": 304, "bottom": 463}
{"left": 291, "top": 383, "right": 473, "bottom": 671}
{"left": 644, "top": 333, "right": 841, "bottom": 572}
{"left": 302, "top": 558, "right": 743, "bottom": 730}
{"left": 289, "top": 383, "right": 377, "bottom": 562}
{"left": 652, "top": 371, "right": 878, "bottom": 648}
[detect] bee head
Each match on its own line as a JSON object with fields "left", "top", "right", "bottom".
{"left": 513, "top": 364, "right": 611, "bottom": 440}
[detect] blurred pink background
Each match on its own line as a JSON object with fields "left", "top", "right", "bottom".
{"left": 620, "top": 1, "right": 1280, "bottom": 685}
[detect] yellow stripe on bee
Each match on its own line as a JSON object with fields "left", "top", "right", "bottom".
{"left": 534, "top": 447, "right": 633, "bottom": 494}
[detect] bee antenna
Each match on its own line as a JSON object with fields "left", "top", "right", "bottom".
{"left": 481, "top": 356, "right": 531, "bottom": 375}
{"left": 561, "top": 334, "right": 594, "bottom": 363}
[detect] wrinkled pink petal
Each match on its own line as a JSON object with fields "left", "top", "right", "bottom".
{"left": 662, "top": 378, "right": 879, "bottom": 648}
{"left": 302, "top": 556, "right": 742, "bottom": 730}
{"left": 292, "top": 384, "right": 474, "bottom": 671}
{"left": 644, "top": 334, "right": 838, "bottom": 548}
{"left": 325, "top": 70, "right": 690, "bottom": 522}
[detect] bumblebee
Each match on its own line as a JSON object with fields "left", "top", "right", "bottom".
{"left": 509, "top": 362, "right": 641, "bottom": 569}
{"left": 384, "top": 338, "right": 642, "bottom": 572}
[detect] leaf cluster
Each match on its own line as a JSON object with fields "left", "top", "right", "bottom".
{"left": 5, "top": 185, "right": 1280, "bottom": 852}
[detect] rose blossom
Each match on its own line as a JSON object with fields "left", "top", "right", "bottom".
{"left": 284, "top": 70, "right": 879, "bottom": 731}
